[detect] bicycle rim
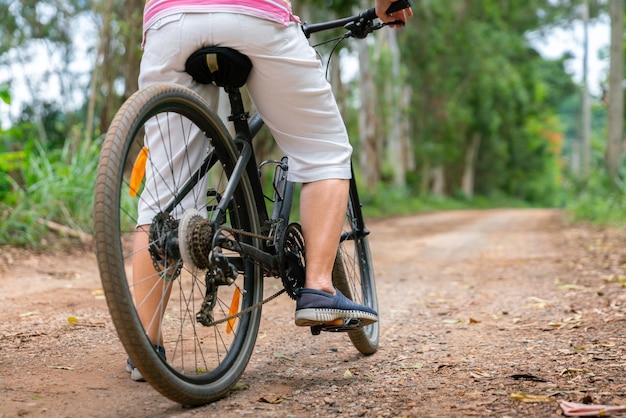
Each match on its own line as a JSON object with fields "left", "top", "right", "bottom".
{"left": 93, "top": 82, "right": 262, "bottom": 405}
{"left": 332, "top": 192, "right": 379, "bottom": 355}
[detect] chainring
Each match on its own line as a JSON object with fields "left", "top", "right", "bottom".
{"left": 278, "top": 223, "right": 306, "bottom": 299}
{"left": 148, "top": 212, "right": 182, "bottom": 281}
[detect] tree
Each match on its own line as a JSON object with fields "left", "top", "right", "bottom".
{"left": 0, "top": 0, "right": 92, "bottom": 149}
{"left": 606, "top": 0, "right": 624, "bottom": 185}
{"left": 89, "top": 0, "right": 143, "bottom": 137}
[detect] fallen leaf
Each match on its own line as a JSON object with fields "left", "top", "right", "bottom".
{"left": 47, "top": 365, "right": 74, "bottom": 370}
{"left": 231, "top": 382, "right": 249, "bottom": 391}
{"left": 560, "top": 368, "right": 591, "bottom": 376}
{"left": 596, "top": 343, "right": 615, "bottom": 348}
{"left": 469, "top": 317, "right": 480, "bottom": 324}
{"left": 557, "top": 284, "right": 587, "bottom": 291}
{"left": 470, "top": 370, "right": 492, "bottom": 380}
{"left": 527, "top": 296, "right": 555, "bottom": 306}
{"left": 442, "top": 319, "right": 463, "bottom": 324}
{"left": 258, "top": 396, "right": 284, "bottom": 404}
{"left": 511, "top": 374, "right": 548, "bottom": 382}
{"left": 67, "top": 316, "right": 79, "bottom": 327}
{"left": 401, "top": 363, "right": 423, "bottom": 370}
{"left": 604, "top": 274, "right": 626, "bottom": 285}
{"left": 273, "top": 352, "right": 294, "bottom": 361}
{"left": 510, "top": 392, "right": 552, "bottom": 403}
{"left": 344, "top": 369, "right": 354, "bottom": 378}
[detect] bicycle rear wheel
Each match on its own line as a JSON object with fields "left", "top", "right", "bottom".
{"left": 93, "top": 82, "right": 262, "bottom": 405}
{"left": 332, "top": 180, "right": 379, "bottom": 355}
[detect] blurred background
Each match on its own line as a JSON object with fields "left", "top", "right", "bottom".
{"left": 0, "top": 0, "right": 622, "bottom": 247}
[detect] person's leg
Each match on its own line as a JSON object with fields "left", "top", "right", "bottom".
{"left": 132, "top": 226, "right": 172, "bottom": 345}
{"left": 226, "top": 17, "right": 377, "bottom": 325}
{"left": 299, "top": 179, "right": 349, "bottom": 294}
{"left": 127, "top": 13, "right": 222, "bottom": 379}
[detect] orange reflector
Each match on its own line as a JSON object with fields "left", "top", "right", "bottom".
{"left": 129, "top": 147, "right": 149, "bottom": 197}
{"left": 226, "top": 287, "right": 241, "bottom": 334}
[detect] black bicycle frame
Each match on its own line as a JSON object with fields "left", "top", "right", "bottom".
{"left": 162, "top": 54, "right": 369, "bottom": 277}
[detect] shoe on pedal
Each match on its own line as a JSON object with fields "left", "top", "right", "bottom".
{"left": 125, "top": 345, "right": 166, "bottom": 382}
{"left": 294, "top": 288, "right": 378, "bottom": 327}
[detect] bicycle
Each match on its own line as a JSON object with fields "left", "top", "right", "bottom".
{"left": 93, "top": 1, "right": 411, "bottom": 406}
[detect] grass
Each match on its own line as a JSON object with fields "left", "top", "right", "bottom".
{"left": 359, "top": 185, "right": 535, "bottom": 219}
{"left": 0, "top": 138, "right": 101, "bottom": 247}
{"left": 2, "top": 135, "right": 624, "bottom": 248}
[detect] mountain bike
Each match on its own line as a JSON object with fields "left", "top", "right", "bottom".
{"left": 93, "top": 1, "right": 411, "bottom": 406}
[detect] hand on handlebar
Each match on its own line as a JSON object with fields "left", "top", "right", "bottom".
{"left": 376, "top": 0, "right": 413, "bottom": 27}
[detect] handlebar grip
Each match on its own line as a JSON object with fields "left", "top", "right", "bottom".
{"left": 385, "top": 0, "right": 413, "bottom": 15}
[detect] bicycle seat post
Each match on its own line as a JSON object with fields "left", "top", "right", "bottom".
{"left": 224, "top": 86, "right": 251, "bottom": 142}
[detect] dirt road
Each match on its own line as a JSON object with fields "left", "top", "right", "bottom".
{"left": 2, "top": 208, "right": 626, "bottom": 417}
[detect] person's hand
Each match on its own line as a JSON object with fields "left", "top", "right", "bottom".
{"left": 375, "top": 0, "right": 413, "bottom": 27}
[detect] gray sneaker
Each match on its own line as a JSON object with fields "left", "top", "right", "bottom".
{"left": 295, "top": 288, "right": 378, "bottom": 327}
{"left": 125, "top": 345, "right": 166, "bottom": 382}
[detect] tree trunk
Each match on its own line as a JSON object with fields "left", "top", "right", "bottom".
{"left": 85, "top": 0, "right": 107, "bottom": 149}
{"left": 382, "top": 29, "right": 406, "bottom": 189}
{"left": 357, "top": 38, "right": 380, "bottom": 186}
{"left": 122, "top": 0, "right": 143, "bottom": 100}
{"left": 461, "top": 133, "right": 481, "bottom": 198}
{"left": 606, "top": 0, "right": 624, "bottom": 184}
{"left": 581, "top": 0, "right": 591, "bottom": 175}
{"left": 431, "top": 166, "right": 445, "bottom": 197}
{"left": 402, "top": 86, "right": 415, "bottom": 176}
{"left": 98, "top": 0, "right": 116, "bottom": 134}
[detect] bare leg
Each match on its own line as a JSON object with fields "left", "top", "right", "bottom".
{"left": 132, "top": 226, "right": 172, "bottom": 345}
{"left": 299, "top": 178, "right": 349, "bottom": 294}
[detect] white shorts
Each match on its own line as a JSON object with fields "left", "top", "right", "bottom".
{"left": 136, "top": 12, "right": 352, "bottom": 225}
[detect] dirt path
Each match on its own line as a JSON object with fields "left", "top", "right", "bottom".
{"left": 2, "top": 208, "right": 626, "bottom": 417}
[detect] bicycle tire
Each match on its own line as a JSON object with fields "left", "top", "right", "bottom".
{"left": 332, "top": 184, "right": 379, "bottom": 355}
{"left": 93, "top": 82, "right": 263, "bottom": 405}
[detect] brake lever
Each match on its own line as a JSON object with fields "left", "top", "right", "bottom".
{"left": 383, "top": 20, "right": 405, "bottom": 28}
{"left": 346, "top": 20, "right": 404, "bottom": 39}
{"left": 344, "top": 17, "right": 376, "bottom": 39}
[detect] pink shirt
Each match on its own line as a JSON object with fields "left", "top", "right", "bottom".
{"left": 143, "top": 0, "right": 300, "bottom": 31}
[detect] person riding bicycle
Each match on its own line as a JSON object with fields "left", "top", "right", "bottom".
{"left": 127, "top": 0, "right": 412, "bottom": 381}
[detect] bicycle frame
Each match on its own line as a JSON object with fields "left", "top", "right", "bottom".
{"left": 196, "top": 85, "right": 295, "bottom": 277}
{"left": 171, "top": 82, "right": 369, "bottom": 279}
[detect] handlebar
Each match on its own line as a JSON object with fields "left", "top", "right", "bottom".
{"left": 301, "top": 0, "right": 412, "bottom": 39}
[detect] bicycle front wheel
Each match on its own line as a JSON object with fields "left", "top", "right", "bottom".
{"left": 93, "top": 83, "right": 262, "bottom": 405}
{"left": 332, "top": 179, "right": 379, "bottom": 355}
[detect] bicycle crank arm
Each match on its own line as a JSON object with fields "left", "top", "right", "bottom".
{"left": 220, "top": 238, "right": 279, "bottom": 276}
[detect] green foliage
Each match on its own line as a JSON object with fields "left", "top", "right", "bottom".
{"left": 0, "top": 82, "right": 10, "bottom": 105}
{"left": 0, "top": 136, "right": 100, "bottom": 247}
{"left": 563, "top": 169, "right": 626, "bottom": 225}
{"left": 395, "top": 0, "right": 580, "bottom": 205}
{"left": 358, "top": 183, "right": 533, "bottom": 219}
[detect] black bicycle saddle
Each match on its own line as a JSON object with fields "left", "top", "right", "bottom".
{"left": 185, "top": 46, "right": 252, "bottom": 89}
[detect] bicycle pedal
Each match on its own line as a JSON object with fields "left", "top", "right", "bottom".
{"left": 310, "top": 318, "right": 362, "bottom": 335}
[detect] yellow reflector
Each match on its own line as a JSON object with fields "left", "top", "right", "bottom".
{"left": 129, "top": 147, "right": 149, "bottom": 197}
{"left": 226, "top": 287, "right": 241, "bottom": 334}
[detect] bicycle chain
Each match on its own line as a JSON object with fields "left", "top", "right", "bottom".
{"left": 197, "top": 225, "right": 288, "bottom": 327}
{"left": 220, "top": 225, "right": 274, "bottom": 242}
{"left": 206, "top": 287, "right": 286, "bottom": 327}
